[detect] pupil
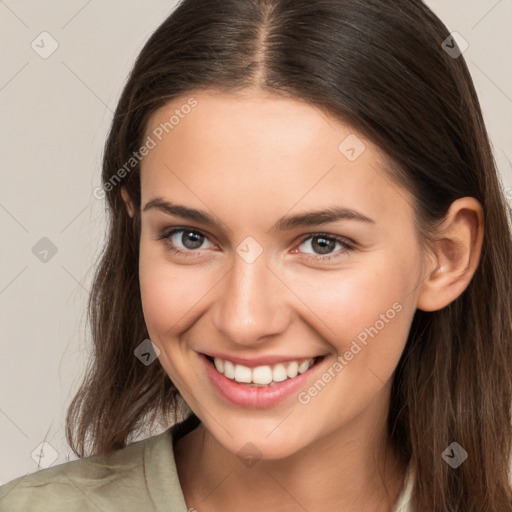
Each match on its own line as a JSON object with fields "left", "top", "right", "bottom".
{"left": 182, "top": 231, "right": 203, "bottom": 249}
{"left": 312, "top": 236, "right": 334, "bottom": 255}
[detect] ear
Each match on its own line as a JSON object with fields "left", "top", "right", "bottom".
{"left": 417, "top": 197, "right": 484, "bottom": 312}
{"left": 121, "top": 186, "right": 135, "bottom": 218}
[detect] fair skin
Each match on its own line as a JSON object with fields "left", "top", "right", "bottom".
{"left": 121, "top": 89, "right": 483, "bottom": 512}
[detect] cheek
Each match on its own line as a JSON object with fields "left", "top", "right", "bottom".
{"left": 287, "top": 256, "right": 416, "bottom": 358}
{"left": 138, "top": 245, "right": 214, "bottom": 338}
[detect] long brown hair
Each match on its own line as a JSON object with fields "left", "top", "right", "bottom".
{"left": 66, "top": 0, "right": 512, "bottom": 509}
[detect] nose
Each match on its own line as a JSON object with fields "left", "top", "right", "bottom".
{"left": 212, "top": 250, "right": 290, "bottom": 346}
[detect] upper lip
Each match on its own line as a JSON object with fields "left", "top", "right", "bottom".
{"left": 200, "top": 351, "right": 325, "bottom": 368}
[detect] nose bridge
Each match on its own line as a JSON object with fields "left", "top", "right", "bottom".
{"left": 213, "top": 250, "right": 287, "bottom": 345}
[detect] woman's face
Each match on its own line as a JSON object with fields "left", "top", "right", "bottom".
{"left": 129, "top": 89, "right": 428, "bottom": 459}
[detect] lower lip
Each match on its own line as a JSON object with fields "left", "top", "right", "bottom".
{"left": 199, "top": 353, "right": 327, "bottom": 409}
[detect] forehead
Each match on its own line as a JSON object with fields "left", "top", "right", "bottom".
{"left": 143, "top": 90, "right": 346, "bottom": 172}
{"left": 139, "top": 90, "right": 413, "bottom": 227}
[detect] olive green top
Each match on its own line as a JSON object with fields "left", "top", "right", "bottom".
{"left": 0, "top": 413, "right": 413, "bottom": 511}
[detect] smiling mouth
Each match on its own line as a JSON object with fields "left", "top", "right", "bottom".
{"left": 203, "top": 354, "right": 326, "bottom": 387}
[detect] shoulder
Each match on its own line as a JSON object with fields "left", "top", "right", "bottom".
{"left": 0, "top": 430, "right": 169, "bottom": 512}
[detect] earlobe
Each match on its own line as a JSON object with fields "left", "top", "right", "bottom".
{"left": 416, "top": 197, "right": 484, "bottom": 312}
{"left": 121, "top": 186, "right": 135, "bottom": 218}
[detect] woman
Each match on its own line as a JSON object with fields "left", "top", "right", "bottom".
{"left": 2, "top": 0, "right": 511, "bottom": 510}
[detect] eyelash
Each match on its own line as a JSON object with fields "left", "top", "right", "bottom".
{"left": 156, "top": 227, "right": 355, "bottom": 262}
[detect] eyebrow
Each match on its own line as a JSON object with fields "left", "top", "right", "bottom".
{"left": 142, "top": 197, "right": 375, "bottom": 232}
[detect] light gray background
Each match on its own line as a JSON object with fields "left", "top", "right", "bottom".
{"left": 1, "top": 0, "right": 511, "bottom": 485}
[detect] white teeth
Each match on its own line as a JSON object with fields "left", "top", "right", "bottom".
{"left": 272, "top": 363, "right": 288, "bottom": 382}
{"left": 298, "top": 359, "right": 311, "bottom": 374}
{"left": 252, "top": 365, "right": 273, "bottom": 384}
{"left": 212, "top": 356, "right": 317, "bottom": 385}
{"left": 286, "top": 361, "right": 299, "bottom": 379}
{"left": 224, "top": 360, "right": 235, "bottom": 379}
{"left": 234, "top": 364, "right": 252, "bottom": 383}
{"left": 214, "top": 358, "right": 224, "bottom": 373}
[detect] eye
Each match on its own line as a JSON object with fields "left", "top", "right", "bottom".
{"left": 157, "top": 227, "right": 216, "bottom": 257}
{"left": 295, "top": 233, "right": 354, "bottom": 261}
{"left": 156, "top": 227, "right": 355, "bottom": 262}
